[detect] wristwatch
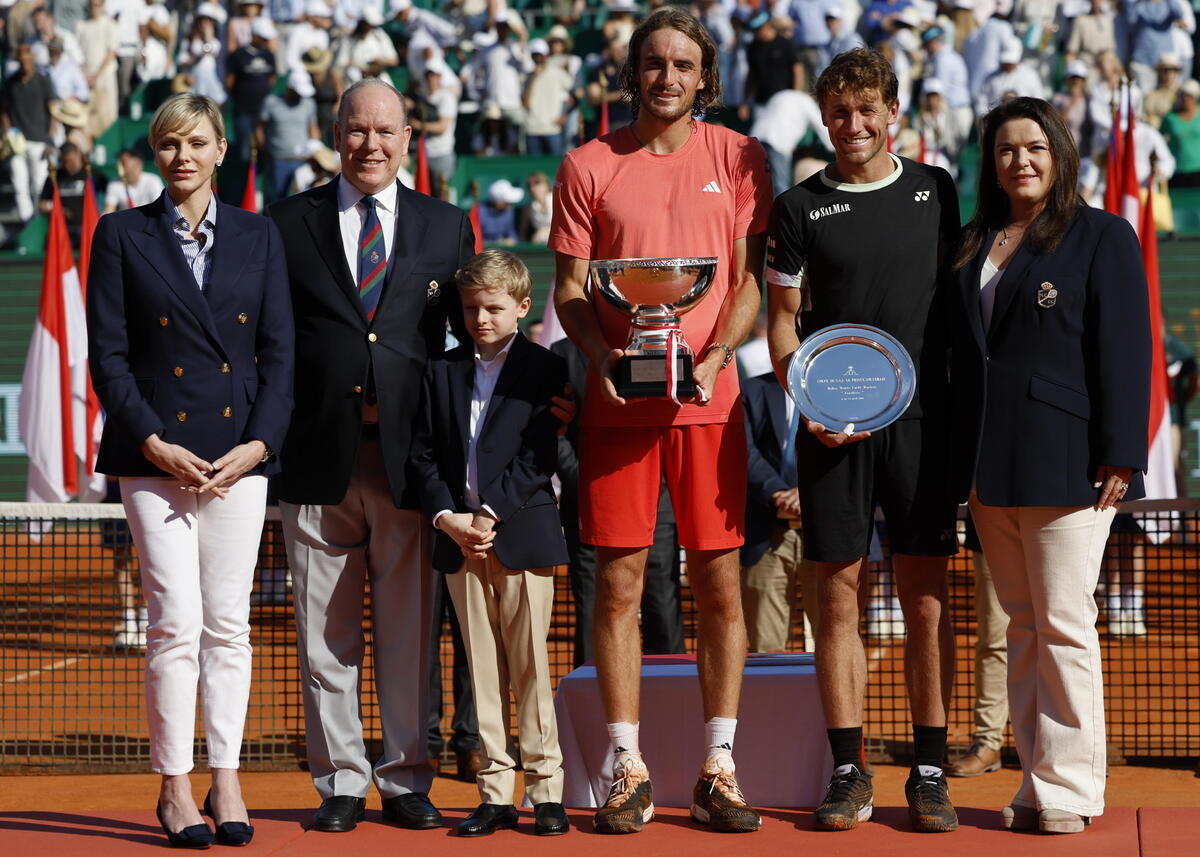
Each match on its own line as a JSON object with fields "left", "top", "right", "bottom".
{"left": 705, "top": 342, "right": 734, "bottom": 369}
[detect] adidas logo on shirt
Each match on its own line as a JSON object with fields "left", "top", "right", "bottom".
{"left": 701, "top": 181, "right": 722, "bottom": 193}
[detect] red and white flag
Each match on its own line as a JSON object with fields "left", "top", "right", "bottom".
{"left": 19, "top": 184, "right": 94, "bottom": 505}
{"left": 75, "top": 176, "right": 105, "bottom": 499}
{"left": 1139, "top": 186, "right": 1176, "bottom": 509}
{"left": 415, "top": 137, "right": 432, "bottom": 196}
{"left": 469, "top": 199, "right": 484, "bottom": 253}
{"left": 537, "top": 279, "right": 566, "bottom": 347}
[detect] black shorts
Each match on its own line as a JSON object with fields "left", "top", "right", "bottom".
{"left": 797, "top": 418, "right": 958, "bottom": 563}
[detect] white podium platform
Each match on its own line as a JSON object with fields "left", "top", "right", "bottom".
{"left": 554, "top": 653, "right": 833, "bottom": 809}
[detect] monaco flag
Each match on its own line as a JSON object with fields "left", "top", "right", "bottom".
{"left": 19, "top": 184, "right": 102, "bottom": 505}
{"left": 1139, "top": 186, "right": 1177, "bottom": 510}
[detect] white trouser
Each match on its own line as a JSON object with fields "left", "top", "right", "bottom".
{"left": 969, "top": 497, "right": 1115, "bottom": 817}
{"left": 121, "top": 475, "right": 268, "bottom": 775}
{"left": 9, "top": 141, "right": 48, "bottom": 222}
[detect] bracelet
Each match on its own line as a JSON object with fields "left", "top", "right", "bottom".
{"left": 705, "top": 342, "right": 734, "bottom": 369}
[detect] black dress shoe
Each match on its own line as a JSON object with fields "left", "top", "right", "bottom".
{"left": 156, "top": 802, "right": 215, "bottom": 849}
{"left": 458, "top": 803, "right": 518, "bottom": 837}
{"left": 380, "top": 792, "right": 442, "bottom": 829}
{"left": 312, "top": 796, "right": 366, "bottom": 832}
{"left": 533, "top": 802, "right": 570, "bottom": 835}
{"left": 203, "top": 790, "right": 255, "bottom": 846}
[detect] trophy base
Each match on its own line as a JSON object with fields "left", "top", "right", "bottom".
{"left": 616, "top": 354, "right": 695, "bottom": 398}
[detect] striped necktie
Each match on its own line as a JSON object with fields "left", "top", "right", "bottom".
{"left": 358, "top": 196, "right": 387, "bottom": 319}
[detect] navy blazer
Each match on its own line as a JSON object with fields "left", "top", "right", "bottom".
{"left": 267, "top": 178, "right": 474, "bottom": 507}
{"left": 86, "top": 193, "right": 294, "bottom": 477}
{"left": 741, "top": 371, "right": 797, "bottom": 567}
{"left": 946, "top": 205, "right": 1151, "bottom": 507}
{"left": 410, "top": 334, "right": 570, "bottom": 574}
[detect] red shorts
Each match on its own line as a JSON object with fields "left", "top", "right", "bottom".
{"left": 579, "top": 418, "right": 746, "bottom": 551}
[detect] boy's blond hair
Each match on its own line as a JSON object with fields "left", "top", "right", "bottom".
{"left": 456, "top": 249, "right": 532, "bottom": 301}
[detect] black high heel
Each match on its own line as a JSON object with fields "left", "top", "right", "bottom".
{"left": 203, "top": 790, "right": 255, "bottom": 847}
{"left": 156, "top": 802, "right": 215, "bottom": 849}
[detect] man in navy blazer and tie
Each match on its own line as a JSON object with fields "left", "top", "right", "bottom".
{"left": 740, "top": 371, "right": 818, "bottom": 652}
{"left": 267, "top": 79, "right": 475, "bottom": 833}
{"left": 409, "top": 250, "right": 571, "bottom": 837}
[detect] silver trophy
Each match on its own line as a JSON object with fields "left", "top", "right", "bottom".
{"left": 590, "top": 257, "right": 718, "bottom": 398}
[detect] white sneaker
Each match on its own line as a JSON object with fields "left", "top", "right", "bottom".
{"left": 114, "top": 626, "right": 146, "bottom": 650}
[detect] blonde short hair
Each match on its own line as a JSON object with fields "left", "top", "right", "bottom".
{"left": 149, "top": 93, "right": 226, "bottom": 146}
{"left": 456, "top": 249, "right": 532, "bottom": 301}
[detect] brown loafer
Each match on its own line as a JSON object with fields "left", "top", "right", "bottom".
{"left": 945, "top": 743, "right": 1002, "bottom": 778}
{"left": 455, "top": 747, "right": 484, "bottom": 782}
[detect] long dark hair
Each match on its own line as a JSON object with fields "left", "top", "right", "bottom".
{"left": 619, "top": 7, "right": 723, "bottom": 120}
{"left": 954, "top": 97, "right": 1082, "bottom": 270}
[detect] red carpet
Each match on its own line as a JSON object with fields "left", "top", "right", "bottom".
{"left": 2, "top": 805, "right": 1192, "bottom": 856}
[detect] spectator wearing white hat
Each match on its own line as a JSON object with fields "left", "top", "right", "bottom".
{"left": 962, "top": 8, "right": 1016, "bottom": 96}
{"left": 227, "top": 16, "right": 278, "bottom": 161}
{"left": 479, "top": 177, "right": 522, "bottom": 244}
{"left": 1052, "top": 58, "right": 1095, "bottom": 156}
{"left": 179, "top": 3, "right": 229, "bottom": 105}
{"left": 285, "top": 0, "right": 333, "bottom": 75}
{"left": 137, "top": 0, "right": 176, "bottom": 85}
{"left": 974, "top": 39, "right": 1044, "bottom": 118}
{"left": 913, "top": 77, "right": 968, "bottom": 178}
{"left": 1144, "top": 51, "right": 1184, "bottom": 128}
{"left": 334, "top": 0, "right": 385, "bottom": 35}
{"left": 602, "top": 0, "right": 638, "bottom": 45}
{"left": 76, "top": 0, "right": 118, "bottom": 138}
{"left": 1162, "top": 78, "right": 1200, "bottom": 187}
{"left": 1066, "top": 0, "right": 1116, "bottom": 79}
{"left": 228, "top": 0, "right": 270, "bottom": 54}
{"left": 337, "top": 6, "right": 399, "bottom": 86}
{"left": 922, "top": 24, "right": 972, "bottom": 135}
{"left": 1087, "top": 49, "right": 1143, "bottom": 145}
{"left": 258, "top": 67, "right": 320, "bottom": 200}
{"left": 523, "top": 37, "right": 573, "bottom": 155}
{"left": 818, "top": 6, "right": 865, "bottom": 77}
{"left": 409, "top": 58, "right": 459, "bottom": 191}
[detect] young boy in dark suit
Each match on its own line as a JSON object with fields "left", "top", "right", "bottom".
{"left": 410, "top": 249, "right": 570, "bottom": 837}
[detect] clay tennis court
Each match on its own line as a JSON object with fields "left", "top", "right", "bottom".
{"left": 2, "top": 506, "right": 1198, "bottom": 854}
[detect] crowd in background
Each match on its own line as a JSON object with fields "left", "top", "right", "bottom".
{"left": 2, "top": 0, "right": 1200, "bottom": 247}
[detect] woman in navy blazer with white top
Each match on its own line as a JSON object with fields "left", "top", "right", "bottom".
{"left": 946, "top": 97, "right": 1150, "bottom": 835}
{"left": 87, "top": 93, "right": 293, "bottom": 848}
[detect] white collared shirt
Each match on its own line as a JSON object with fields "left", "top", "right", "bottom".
{"left": 433, "top": 334, "right": 517, "bottom": 529}
{"left": 337, "top": 176, "right": 398, "bottom": 283}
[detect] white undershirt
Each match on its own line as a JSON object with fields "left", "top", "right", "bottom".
{"left": 980, "top": 256, "right": 1003, "bottom": 332}
{"left": 336, "top": 176, "right": 398, "bottom": 282}
{"left": 432, "top": 335, "right": 515, "bottom": 530}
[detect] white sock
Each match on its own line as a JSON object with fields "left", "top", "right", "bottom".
{"left": 607, "top": 721, "right": 640, "bottom": 757}
{"left": 1125, "top": 589, "right": 1145, "bottom": 611}
{"left": 705, "top": 716, "right": 737, "bottom": 761}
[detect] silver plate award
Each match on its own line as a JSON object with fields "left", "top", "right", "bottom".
{"left": 786, "top": 324, "right": 916, "bottom": 433}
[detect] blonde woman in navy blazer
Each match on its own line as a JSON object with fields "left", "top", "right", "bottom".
{"left": 87, "top": 93, "right": 293, "bottom": 848}
{"left": 946, "top": 97, "right": 1150, "bottom": 835}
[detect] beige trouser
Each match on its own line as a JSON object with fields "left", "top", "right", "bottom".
{"left": 969, "top": 497, "right": 1115, "bottom": 817}
{"left": 445, "top": 555, "right": 564, "bottom": 805}
{"left": 740, "top": 524, "right": 820, "bottom": 652}
{"left": 972, "top": 550, "right": 1010, "bottom": 750}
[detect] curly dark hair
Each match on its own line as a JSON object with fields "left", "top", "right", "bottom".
{"left": 619, "top": 7, "right": 723, "bottom": 120}
{"left": 955, "top": 97, "right": 1082, "bottom": 269}
{"left": 813, "top": 48, "right": 899, "bottom": 112}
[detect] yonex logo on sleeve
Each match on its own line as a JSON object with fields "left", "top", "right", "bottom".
{"left": 914, "top": 190, "right": 930, "bottom": 201}
{"left": 701, "top": 181, "right": 722, "bottom": 193}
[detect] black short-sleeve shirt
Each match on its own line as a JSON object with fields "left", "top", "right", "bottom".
{"left": 766, "top": 154, "right": 960, "bottom": 419}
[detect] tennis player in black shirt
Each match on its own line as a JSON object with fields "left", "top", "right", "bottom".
{"left": 764, "top": 48, "right": 961, "bottom": 834}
